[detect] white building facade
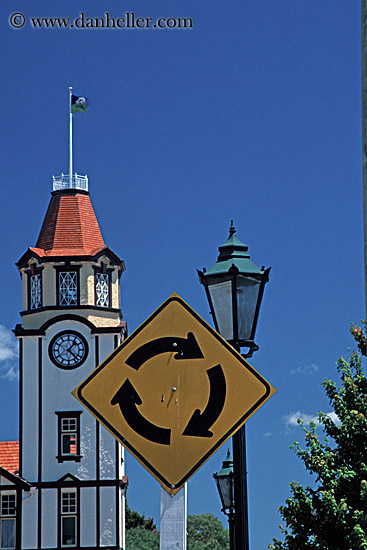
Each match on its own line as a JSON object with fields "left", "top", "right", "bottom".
{"left": 12, "top": 175, "right": 127, "bottom": 550}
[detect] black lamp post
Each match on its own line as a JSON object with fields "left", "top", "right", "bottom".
{"left": 198, "top": 221, "right": 270, "bottom": 550}
{"left": 213, "top": 450, "right": 235, "bottom": 550}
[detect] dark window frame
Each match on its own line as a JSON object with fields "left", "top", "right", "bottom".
{"left": 59, "top": 488, "right": 79, "bottom": 549}
{"left": 25, "top": 265, "right": 44, "bottom": 311}
{"left": 55, "top": 411, "right": 82, "bottom": 463}
{"left": 54, "top": 265, "right": 82, "bottom": 307}
{"left": 93, "top": 263, "right": 113, "bottom": 308}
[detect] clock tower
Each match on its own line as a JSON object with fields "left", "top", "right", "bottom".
{"left": 14, "top": 173, "right": 127, "bottom": 549}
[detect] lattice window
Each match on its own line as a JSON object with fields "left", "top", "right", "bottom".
{"left": 30, "top": 274, "right": 42, "bottom": 309}
{"left": 1, "top": 495, "right": 15, "bottom": 517}
{"left": 1, "top": 494, "right": 16, "bottom": 550}
{"left": 61, "top": 492, "right": 76, "bottom": 514}
{"left": 95, "top": 272, "right": 109, "bottom": 307}
{"left": 59, "top": 272, "right": 78, "bottom": 306}
{"left": 61, "top": 491, "right": 77, "bottom": 547}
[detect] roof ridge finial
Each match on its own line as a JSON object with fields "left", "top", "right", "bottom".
{"left": 229, "top": 220, "right": 236, "bottom": 236}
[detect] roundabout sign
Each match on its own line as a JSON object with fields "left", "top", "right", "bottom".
{"left": 72, "top": 293, "right": 275, "bottom": 495}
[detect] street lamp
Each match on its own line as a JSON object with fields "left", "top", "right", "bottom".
{"left": 213, "top": 450, "right": 235, "bottom": 550}
{"left": 197, "top": 221, "right": 270, "bottom": 358}
{"left": 198, "top": 221, "right": 270, "bottom": 550}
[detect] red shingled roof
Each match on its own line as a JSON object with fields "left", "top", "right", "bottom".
{"left": 33, "top": 191, "right": 106, "bottom": 257}
{"left": 0, "top": 441, "right": 19, "bottom": 475}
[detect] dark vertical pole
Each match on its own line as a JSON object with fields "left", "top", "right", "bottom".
{"left": 228, "top": 511, "right": 236, "bottom": 550}
{"left": 232, "top": 343, "right": 249, "bottom": 550}
{"left": 232, "top": 426, "right": 249, "bottom": 550}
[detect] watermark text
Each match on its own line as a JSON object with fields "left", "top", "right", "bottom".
{"left": 9, "top": 12, "right": 194, "bottom": 30}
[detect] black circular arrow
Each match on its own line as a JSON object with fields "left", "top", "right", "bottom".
{"left": 110, "top": 365, "right": 226, "bottom": 444}
{"left": 125, "top": 332, "right": 203, "bottom": 370}
{"left": 182, "top": 364, "right": 226, "bottom": 438}
{"left": 110, "top": 335, "right": 226, "bottom": 445}
{"left": 111, "top": 379, "right": 171, "bottom": 445}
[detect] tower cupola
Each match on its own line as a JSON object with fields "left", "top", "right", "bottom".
{"left": 16, "top": 179, "right": 125, "bottom": 332}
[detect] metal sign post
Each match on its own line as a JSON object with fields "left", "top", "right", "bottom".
{"left": 160, "top": 485, "right": 187, "bottom": 550}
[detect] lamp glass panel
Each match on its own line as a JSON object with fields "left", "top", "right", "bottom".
{"left": 218, "top": 477, "right": 233, "bottom": 509}
{"left": 236, "top": 275, "right": 261, "bottom": 341}
{"left": 207, "top": 280, "right": 233, "bottom": 340}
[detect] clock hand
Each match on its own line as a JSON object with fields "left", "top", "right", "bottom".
{"left": 66, "top": 340, "right": 79, "bottom": 360}
{"left": 68, "top": 348, "right": 79, "bottom": 360}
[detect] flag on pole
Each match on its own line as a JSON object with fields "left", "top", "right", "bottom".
{"left": 71, "top": 94, "right": 88, "bottom": 113}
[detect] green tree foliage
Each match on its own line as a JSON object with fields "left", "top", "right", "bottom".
{"left": 125, "top": 526, "right": 160, "bottom": 550}
{"left": 187, "top": 513, "right": 229, "bottom": 550}
{"left": 125, "top": 502, "right": 159, "bottom": 550}
{"left": 125, "top": 506, "right": 229, "bottom": 550}
{"left": 270, "top": 323, "right": 367, "bottom": 550}
{"left": 125, "top": 502, "right": 156, "bottom": 531}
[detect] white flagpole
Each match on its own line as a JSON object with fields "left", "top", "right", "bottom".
{"left": 69, "top": 86, "right": 73, "bottom": 186}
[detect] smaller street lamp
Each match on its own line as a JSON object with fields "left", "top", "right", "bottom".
{"left": 213, "top": 450, "right": 235, "bottom": 550}
{"left": 197, "top": 220, "right": 270, "bottom": 357}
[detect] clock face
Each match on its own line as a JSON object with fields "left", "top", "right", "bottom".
{"left": 49, "top": 330, "right": 88, "bottom": 370}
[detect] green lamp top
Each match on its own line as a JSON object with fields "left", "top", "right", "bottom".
{"left": 204, "top": 221, "right": 264, "bottom": 277}
{"left": 214, "top": 449, "right": 234, "bottom": 478}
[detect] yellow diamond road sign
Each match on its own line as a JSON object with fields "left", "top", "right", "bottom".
{"left": 72, "top": 293, "right": 276, "bottom": 495}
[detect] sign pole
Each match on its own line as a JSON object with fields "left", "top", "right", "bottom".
{"left": 233, "top": 426, "right": 249, "bottom": 550}
{"left": 160, "top": 485, "right": 187, "bottom": 550}
{"left": 232, "top": 340, "right": 250, "bottom": 550}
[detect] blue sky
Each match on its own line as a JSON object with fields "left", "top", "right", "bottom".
{"left": 1, "top": 1, "right": 364, "bottom": 548}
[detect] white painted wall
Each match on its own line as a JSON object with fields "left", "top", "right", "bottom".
{"left": 21, "top": 337, "right": 39, "bottom": 481}
{"left": 41, "top": 489, "right": 57, "bottom": 548}
{"left": 21, "top": 489, "right": 38, "bottom": 549}
{"left": 99, "top": 426, "right": 116, "bottom": 481}
{"left": 98, "top": 333, "right": 117, "bottom": 366}
{"left": 119, "top": 487, "right": 126, "bottom": 550}
{"left": 81, "top": 487, "right": 97, "bottom": 547}
{"left": 100, "top": 486, "right": 116, "bottom": 547}
{"left": 42, "top": 322, "right": 96, "bottom": 481}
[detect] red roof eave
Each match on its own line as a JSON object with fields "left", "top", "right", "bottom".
{"left": 16, "top": 246, "right": 125, "bottom": 270}
{"left": 0, "top": 441, "right": 19, "bottom": 475}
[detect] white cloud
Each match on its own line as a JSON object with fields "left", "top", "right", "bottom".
{"left": 325, "top": 411, "right": 341, "bottom": 425}
{"left": 284, "top": 411, "right": 318, "bottom": 427}
{"left": 290, "top": 363, "right": 319, "bottom": 376}
{"left": 284, "top": 410, "right": 341, "bottom": 429}
{"left": 3, "top": 366, "right": 18, "bottom": 381}
{"left": 0, "top": 325, "right": 17, "bottom": 362}
{"left": 0, "top": 325, "right": 18, "bottom": 381}
{"left": 263, "top": 432, "right": 272, "bottom": 437}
